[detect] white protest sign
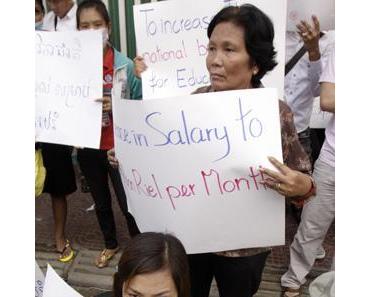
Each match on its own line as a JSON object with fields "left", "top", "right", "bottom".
{"left": 43, "top": 264, "right": 83, "bottom": 297}
{"left": 134, "top": 0, "right": 286, "bottom": 99}
{"left": 35, "top": 31, "right": 103, "bottom": 148}
{"left": 309, "top": 97, "right": 332, "bottom": 129}
{"left": 113, "top": 88, "right": 285, "bottom": 254}
{"left": 287, "top": 0, "right": 335, "bottom": 31}
{"left": 35, "top": 261, "right": 45, "bottom": 297}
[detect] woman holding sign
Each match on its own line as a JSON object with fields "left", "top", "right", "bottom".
{"left": 76, "top": 0, "right": 142, "bottom": 268}
{"left": 110, "top": 4, "right": 315, "bottom": 296}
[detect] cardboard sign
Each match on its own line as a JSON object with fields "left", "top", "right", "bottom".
{"left": 113, "top": 88, "right": 285, "bottom": 254}
{"left": 35, "top": 30, "right": 103, "bottom": 148}
{"left": 43, "top": 264, "right": 83, "bottom": 297}
{"left": 287, "top": 0, "right": 335, "bottom": 31}
{"left": 134, "top": 0, "right": 287, "bottom": 99}
{"left": 309, "top": 97, "right": 332, "bottom": 129}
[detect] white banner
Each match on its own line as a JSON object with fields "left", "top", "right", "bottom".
{"left": 35, "top": 261, "right": 45, "bottom": 297}
{"left": 309, "top": 97, "right": 332, "bottom": 129}
{"left": 35, "top": 31, "right": 103, "bottom": 148}
{"left": 287, "top": 0, "right": 335, "bottom": 31}
{"left": 113, "top": 88, "right": 285, "bottom": 254}
{"left": 43, "top": 264, "right": 83, "bottom": 297}
{"left": 134, "top": 0, "right": 286, "bottom": 99}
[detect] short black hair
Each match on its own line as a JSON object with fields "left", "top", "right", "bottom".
{"left": 35, "top": 0, "right": 45, "bottom": 14}
{"left": 76, "top": 0, "right": 110, "bottom": 29}
{"left": 207, "top": 4, "right": 277, "bottom": 87}
{"left": 113, "top": 232, "right": 190, "bottom": 297}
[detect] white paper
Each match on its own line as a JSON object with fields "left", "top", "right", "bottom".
{"left": 309, "top": 97, "right": 332, "bottom": 129}
{"left": 35, "top": 30, "right": 103, "bottom": 148}
{"left": 35, "top": 261, "right": 45, "bottom": 297}
{"left": 43, "top": 264, "right": 83, "bottom": 297}
{"left": 134, "top": 0, "right": 286, "bottom": 99}
{"left": 113, "top": 88, "right": 285, "bottom": 254}
{"left": 287, "top": 0, "right": 335, "bottom": 31}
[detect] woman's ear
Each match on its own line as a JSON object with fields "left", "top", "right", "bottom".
{"left": 108, "top": 22, "right": 112, "bottom": 36}
{"left": 252, "top": 65, "right": 259, "bottom": 76}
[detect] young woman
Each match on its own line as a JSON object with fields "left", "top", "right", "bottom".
{"left": 113, "top": 232, "right": 190, "bottom": 297}
{"left": 76, "top": 0, "right": 142, "bottom": 268}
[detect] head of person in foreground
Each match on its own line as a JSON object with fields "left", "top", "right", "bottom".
{"left": 113, "top": 232, "right": 190, "bottom": 297}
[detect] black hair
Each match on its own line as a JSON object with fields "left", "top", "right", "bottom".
{"left": 113, "top": 232, "right": 190, "bottom": 297}
{"left": 35, "top": 0, "right": 45, "bottom": 14}
{"left": 207, "top": 4, "right": 278, "bottom": 87}
{"left": 76, "top": 0, "right": 111, "bottom": 29}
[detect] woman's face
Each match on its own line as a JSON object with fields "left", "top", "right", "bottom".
{"left": 206, "top": 21, "right": 258, "bottom": 91}
{"left": 78, "top": 8, "right": 109, "bottom": 31}
{"left": 123, "top": 269, "right": 178, "bottom": 297}
{"left": 35, "top": 1, "right": 43, "bottom": 23}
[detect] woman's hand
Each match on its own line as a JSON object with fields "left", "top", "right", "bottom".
{"left": 95, "top": 96, "right": 112, "bottom": 112}
{"left": 260, "top": 156, "right": 312, "bottom": 197}
{"left": 134, "top": 56, "right": 148, "bottom": 78}
{"left": 297, "top": 15, "right": 321, "bottom": 61}
{"left": 107, "top": 148, "right": 119, "bottom": 169}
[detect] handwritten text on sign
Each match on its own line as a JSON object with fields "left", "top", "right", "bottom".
{"left": 113, "top": 88, "right": 285, "bottom": 254}
{"left": 35, "top": 31, "right": 102, "bottom": 148}
{"left": 134, "top": 0, "right": 287, "bottom": 99}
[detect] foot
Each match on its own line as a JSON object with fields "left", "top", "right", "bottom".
{"left": 95, "top": 247, "right": 120, "bottom": 268}
{"left": 57, "top": 239, "right": 74, "bottom": 263}
{"left": 316, "top": 246, "right": 326, "bottom": 260}
{"left": 282, "top": 287, "right": 301, "bottom": 297}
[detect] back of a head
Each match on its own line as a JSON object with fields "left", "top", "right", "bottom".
{"left": 113, "top": 232, "right": 190, "bottom": 297}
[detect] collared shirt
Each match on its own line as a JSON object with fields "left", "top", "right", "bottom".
{"left": 42, "top": 3, "right": 77, "bottom": 32}
{"left": 318, "top": 45, "right": 335, "bottom": 168}
{"left": 193, "top": 85, "right": 311, "bottom": 257}
{"left": 284, "top": 31, "right": 335, "bottom": 133}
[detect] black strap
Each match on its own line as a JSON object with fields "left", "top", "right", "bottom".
{"left": 54, "top": 15, "right": 58, "bottom": 31}
{"left": 285, "top": 32, "right": 324, "bottom": 76}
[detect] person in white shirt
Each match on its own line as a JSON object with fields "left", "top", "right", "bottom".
{"left": 42, "top": 0, "right": 77, "bottom": 31}
{"left": 281, "top": 45, "right": 335, "bottom": 297}
{"left": 285, "top": 16, "right": 334, "bottom": 163}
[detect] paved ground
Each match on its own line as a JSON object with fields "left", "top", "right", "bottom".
{"left": 36, "top": 168, "right": 334, "bottom": 297}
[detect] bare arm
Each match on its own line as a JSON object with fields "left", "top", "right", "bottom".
{"left": 320, "top": 82, "right": 335, "bottom": 113}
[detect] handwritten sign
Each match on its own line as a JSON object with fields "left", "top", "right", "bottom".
{"left": 35, "top": 261, "right": 45, "bottom": 297}
{"left": 134, "top": 0, "right": 287, "bottom": 99}
{"left": 43, "top": 264, "right": 83, "bottom": 297}
{"left": 35, "top": 31, "right": 103, "bottom": 148}
{"left": 113, "top": 88, "right": 285, "bottom": 254}
{"left": 309, "top": 97, "right": 332, "bottom": 129}
{"left": 287, "top": 0, "right": 335, "bottom": 31}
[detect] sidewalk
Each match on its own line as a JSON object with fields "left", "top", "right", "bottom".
{"left": 36, "top": 175, "right": 334, "bottom": 297}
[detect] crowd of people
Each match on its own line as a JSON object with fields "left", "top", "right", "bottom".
{"left": 35, "top": 1, "right": 335, "bottom": 297}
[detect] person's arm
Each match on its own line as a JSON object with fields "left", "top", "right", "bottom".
{"left": 320, "top": 82, "right": 335, "bottom": 113}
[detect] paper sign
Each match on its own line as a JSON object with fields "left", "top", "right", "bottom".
{"left": 35, "top": 31, "right": 103, "bottom": 148}
{"left": 113, "top": 88, "right": 285, "bottom": 254}
{"left": 287, "top": 0, "right": 335, "bottom": 31}
{"left": 43, "top": 264, "right": 83, "bottom": 297}
{"left": 134, "top": 0, "right": 287, "bottom": 99}
{"left": 309, "top": 97, "right": 332, "bottom": 129}
{"left": 35, "top": 261, "right": 45, "bottom": 297}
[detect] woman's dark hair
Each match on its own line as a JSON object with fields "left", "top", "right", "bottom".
{"left": 113, "top": 232, "right": 190, "bottom": 297}
{"left": 35, "top": 0, "right": 45, "bottom": 14}
{"left": 76, "top": 0, "right": 111, "bottom": 29}
{"left": 207, "top": 4, "right": 278, "bottom": 87}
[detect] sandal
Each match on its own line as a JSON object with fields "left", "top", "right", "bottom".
{"left": 282, "top": 287, "right": 301, "bottom": 297}
{"left": 57, "top": 240, "right": 74, "bottom": 263}
{"left": 95, "top": 247, "right": 120, "bottom": 268}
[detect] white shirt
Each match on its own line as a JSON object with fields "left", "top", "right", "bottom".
{"left": 42, "top": 3, "right": 77, "bottom": 32}
{"left": 318, "top": 45, "right": 335, "bottom": 167}
{"left": 284, "top": 31, "right": 335, "bottom": 133}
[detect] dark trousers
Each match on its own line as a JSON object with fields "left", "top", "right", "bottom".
{"left": 188, "top": 251, "right": 270, "bottom": 297}
{"left": 77, "top": 148, "right": 140, "bottom": 249}
{"left": 310, "top": 128, "right": 326, "bottom": 165}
